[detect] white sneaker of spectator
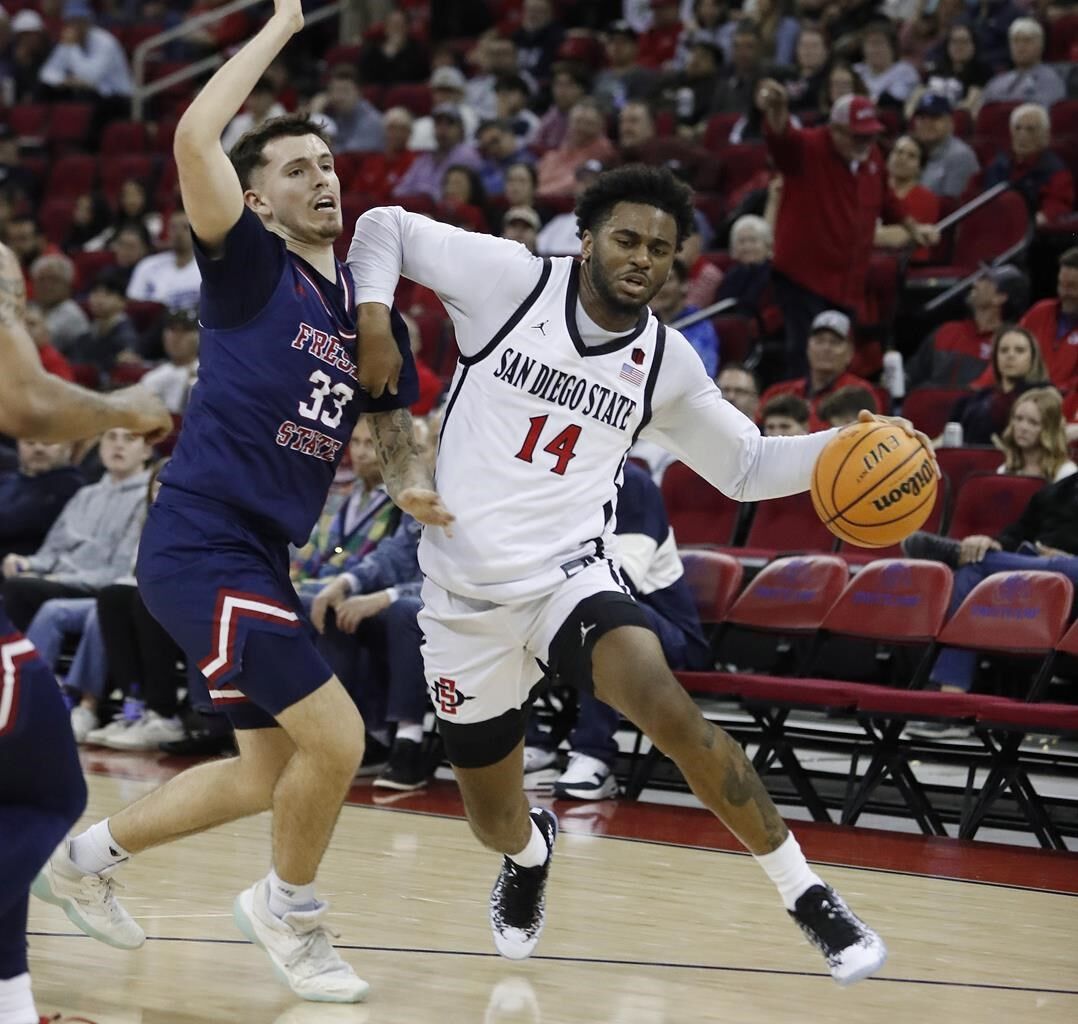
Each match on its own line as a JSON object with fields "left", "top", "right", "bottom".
{"left": 552, "top": 753, "right": 618, "bottom": 800}
{"left": 69, "top": 705, "right": 98, "bottom": 743}
{"left": 522, "top": 745, "right": 558, "bottom": 790}
{"left": 104, "top": 711, "right": 185, "bottom": 751}
{"left": 85, "top": 715, "right": 134, "bottom": 746}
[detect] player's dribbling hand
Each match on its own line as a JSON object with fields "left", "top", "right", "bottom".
{"left": 397, "top": 487, "right": 455, "bottom": 536}
{"left": 273, "top": 0, "right": 304, "bottom": 34}
{"left": 357, "top": 303, "right": 403, "bottom": 398}
{"left": 311, "top": 575, "right": 351, "bottom": 634}
{"left": 110, "top": 385, "right": 173, "bottom": 445}
{"left": 857, "top": 410, "right": 939, "bottom": 477}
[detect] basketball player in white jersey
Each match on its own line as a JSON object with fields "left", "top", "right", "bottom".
{"left": 350, "top": 166, "right": 905, "bottom": 985}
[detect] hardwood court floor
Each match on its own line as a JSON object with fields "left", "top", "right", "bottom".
{"left": 28, "top": 771, "right": 1078, "bottom": 1024}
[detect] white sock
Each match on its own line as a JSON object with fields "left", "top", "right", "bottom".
{"left": 0, "top": 972, "right": 37, "bottom": 1024}
{"left": 67, "top": 820, "right": 131, "bottom": 876}
{"left": 754, "top": 833, "right": 825, "bottom": 911}
{"left": 508, "top": 818, "right": 548, "bottom": 868}
{"left": 266, "top": 868, "right": 320, "bottom": 918}
{"left": 395, "top": 723, "right": 423, "bottom": 744}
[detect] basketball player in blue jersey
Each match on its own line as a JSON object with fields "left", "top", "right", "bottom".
{"left": 0, "top": 240, "right": 171, "bottom": 1024}
{"left": 349, "top": 166, "right": 935, "bottom": 986}
{"left": 32, "top": 0, "right": 451, "bottom": 1006}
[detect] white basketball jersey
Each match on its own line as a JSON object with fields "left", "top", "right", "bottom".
{"left": 421, "top": 258, "right": 667, "bottom": 603}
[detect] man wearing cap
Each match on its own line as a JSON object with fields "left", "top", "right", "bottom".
{"left": 140, "top": 311, "right": 201, "bottom": 415}
{"left": 38, "top": 1, "right": 132, "bottom": 102}
{"left": 907, "top": 264, "right": 1028, "bottom": 391}
{"left": 501, "top": 206, "right": 540, "bottom": 254}
{"left": 409, "top": 66, "right": 479, "bottom": 151}
{"left": 1020, "top": 247, "right": 1078, "bottom": 392}
{"left": 534, "top": 159, "right": 602, "bottom": 255}
{"left": 594, "top": 21, "right": 656, "bottom": 113}
{"left": 757, "top": 79, "right": 939, "bottom": 374}
{"left": 758, "top": 311, "right": 887, "bottom": 431}
{"left": 393, "top": 103, "right": 481, "bottom": 201}
{"left": 911, "top": 93, "right": 979, "bottom": 198}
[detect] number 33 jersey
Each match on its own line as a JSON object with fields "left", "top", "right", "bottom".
{"left": 425, "top": 258, "right": 666, "bottom": 603}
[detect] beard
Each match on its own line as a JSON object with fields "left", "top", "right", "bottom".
{"left": 586, "top": 257, "right": 658, "bottom": 318}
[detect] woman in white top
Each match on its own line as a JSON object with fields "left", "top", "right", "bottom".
{"left": 996, "top": 387, "right": 1077, "bottom": 482}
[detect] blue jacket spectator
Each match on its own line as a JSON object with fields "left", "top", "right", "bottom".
{"left": 651, "top": 258, "right": 720, "bottom": 377}
{"left": 0, "top": 440, "right": 83, "bottom": 557}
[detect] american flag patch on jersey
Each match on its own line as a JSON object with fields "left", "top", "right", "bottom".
{"left": 620, "top": 363, "right": 645, "bottom": 387}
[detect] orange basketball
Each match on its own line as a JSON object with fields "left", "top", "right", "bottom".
{"left": 810, "top": 420, "right": 938, "bottom": 548}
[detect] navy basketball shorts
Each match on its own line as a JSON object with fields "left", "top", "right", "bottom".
{"left": 136, "top": 490, "right": 335, "bottom": 730}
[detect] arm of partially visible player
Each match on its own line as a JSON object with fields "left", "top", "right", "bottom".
{"left": 641, "top": 331, "right": 836, "bottom": 501}
{"left": 0, "top": 243, "right": 172, "bottom": 443}
{"left": 368, "top": 407, "right": 455, "bottom": 532}
{"left": 173, "top": 0, "right": 304, "bottom": 250}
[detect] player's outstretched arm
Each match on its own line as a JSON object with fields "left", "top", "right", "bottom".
{"left": 0, "top": 244, "right": 172, "bottom": 443}
{"left": 173, "top": 0, "right": 305, "bottom": 249}
{"left": 369, "top": 408, "right": 454, "bottom": 532}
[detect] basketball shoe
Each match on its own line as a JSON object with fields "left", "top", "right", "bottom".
{"left": 490, "top": 808, "right": 557, "bottom": 960}
{"left": 233, "top": 879, "right": 369, "bottom": 1003}
{"left": 788, "top": 884, "right": 888, "bottom": 985}
{"left": 31, "top": 843, "right": 144, "bottom": 950}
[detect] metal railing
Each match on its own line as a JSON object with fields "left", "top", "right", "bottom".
{"left": 131, "top": 0, "right": 343, "bottom": 121}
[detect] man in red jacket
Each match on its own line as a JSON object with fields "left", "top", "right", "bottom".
{"left": 1021, "top": 246, "right": 1078, "bottom": 390}
{"left": 757, "top": 82, "right": 938, "bottom": 375}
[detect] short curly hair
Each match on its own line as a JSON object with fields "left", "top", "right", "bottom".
{"left": 575, "top": 164, "right": 695, "bottom": 247}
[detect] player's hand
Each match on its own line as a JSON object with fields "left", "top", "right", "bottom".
{"left": 335, "top": 591, "right": 392, "bottom": 633}
{"left": 273, "top": 0, "right": 304, "bottom": 35}
{"left": 110, "top": 386, "right": 173, "bottom": 444}
{"left": 397, "top": 487, "right": 455, "bottom": 535}
{"left": 311, "top": 575, "right": 351, "bottom": 634}
{"left": 857, "top": 410, "right": 938, "bottom": 475}
{"left": 357, "top": 303, "right": 403, "bottom": 398}
{"left": 959, "top": 534, "right": 1000, "bottom": 564}
{"left": 1, "top": 554, "right": 30, "bottom": 578}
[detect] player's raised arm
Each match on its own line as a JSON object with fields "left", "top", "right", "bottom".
{"left": 173, "top": 0, "right": 305, "bottom": 249}
{"left": 0, "top": 243, "right": 171, "bottom": 443}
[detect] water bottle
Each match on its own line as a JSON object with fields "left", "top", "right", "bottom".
{"left": 942, "top": 422, "right": 964, "bottom": 448}
{"left": 882, "top": 350, "right": 905, "bottom": 400}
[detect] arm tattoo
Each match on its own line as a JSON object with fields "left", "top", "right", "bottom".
{"left": 0, "top": 243, "right": 27, "bottom": 326}
{"left": 369, "top": 408, "right": 432, "bottom": 500}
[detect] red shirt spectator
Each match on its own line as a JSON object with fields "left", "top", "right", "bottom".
{"left": 1016, "top": 247, "right": 1078, "bottom": 390}
{"left": 412, "top": 357, "right": 443, "bottom": 416}
{"left": 354, "top": 150, "right": 417, "bottom": 205}
{"left": 638, "top": 1, "right": 682, "bottom": 69}
{"left": 37, "top": 343, "right": 75, "bottom": 381}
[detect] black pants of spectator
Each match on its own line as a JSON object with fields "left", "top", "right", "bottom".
{"left": 772, "top": 272, "right": 847, "bottom": 379}
{"left": 96, "top": 583, "right": 184, "bottom": 719}
{"left": 316, "top": 595, "right": 429, "bottom": 735}
{"left": 2, "top": 576, "right": 95, "bottom": 632}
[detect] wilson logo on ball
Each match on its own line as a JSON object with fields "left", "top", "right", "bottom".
{"left": 870, "top": 458, "right": 935, "bottom": 511}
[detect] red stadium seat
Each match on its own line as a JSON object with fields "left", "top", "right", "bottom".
{"left": 712, "top": 315, "right": 757, "bottom": 366}
{"left": 38, "top": 198, "right": 76, "bottom": 245}
{"left": 323, "top": 43, "right": 362, "bottom": 68}
{"left": 1045, "top": 12, "right": 1078, "bottom": 60}
{"left": 974, "top": 102, "right": 1021, "bottom": 148}
{"left": 719, "top": 143, "right": 770, "bottom": 193}
{"left": 45, "top": 154, "right": 97, "bottom": 200}
{"left": 125, "top": 300, "right": 166, "bottom": 334}
{"left": 933, "top": 446, "right": 1002, "bottom": 494}
{"left": 725, "top": 554, "right": 849, "bottom": 632}
{"left": 384, "top": 84, "right": 433, "bottom": 117}
{"left": 100, "top": 121, "right": 149, "bottom": 153}
{"left": 900, "top": 388, "right": 967, "bottom": 438}
{"left": 679, "top": 549, "right": 744, "bottom": 627}
{"left": 73, "top": 250, "right": 117, "bottom": 291}
{"left": 952, "top": 108, "right": 973, "bottom": 138}
{"left": 660, "top": 461, "right": 743, "bottom": 547}
{"left": 100, "top": 155, "right": 155, "bottom": 204}
{"left": 702, "top": 113, "right": 740, "bottom": 150}
{"left": 7, "top": 103, "right": 49, "bottom": 142}
{"left": 1050, "top": 100, "right": 1078, "bottom": 141}
{"left": 48, "top": 103, "right": 94, "bottom": 151}
{"left": 946, "top": 472, "right": 1044, "bottom": 539}
{"left": 738, "top": 491, "right": 838, "bottom": 561}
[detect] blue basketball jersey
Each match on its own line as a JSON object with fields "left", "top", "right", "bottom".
{"left": 159, "top": 209, "right": 417, "bottom": 545}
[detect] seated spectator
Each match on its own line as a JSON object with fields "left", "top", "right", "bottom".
{"left": 784, "top": 25, "right": 831, "bottom": 115}
{"left": 650, "top": 258, "right": 720, "bottom": 376}
{"left": 494, "top": 74, "right": 541, "bottom": 145}
{"left": 681, "top": 228, "right": 723, "bottom": 309}
{"left": 817, "top": 385, "right": 879, "bottom": 428}
{"left": 995, "top": 388, "right": 1076, "bottom": 482}
{"left": 6, "top": 214, "right": 53, "bottom": 294}
{"left": 745, "top": 0, "right": 800, "bottom": 67}
{"left": 907, "top": 264, "right": 1029, "bottom": 391}
{"left": 711, "top": 20, "right": 767, "bottom": 115}
{"left": 875, "top": 135, "right": 941, "bottom": 259}
{"left": 716, "top": 213, "right": 776, "bottom": 321}
{"left": 533, "top": 65, "right": 590, "bottom": 153}
{"left": 902, "top": 471, "right": 1078, "bottom": 732}
{"left": 536, "top": 159, "right": 603, "bottom": 255}
{"left": 1019, "top": 247, "right": 1078, "bottom": 391}
{"left": 140, "top": 310, "right": 200, "bottom": 414}
{"left": 221, "top": 77, "right": 286, "bottom": 154}
{"left": 359, "top": 8, "right": 430, "bottom": 86}
{"left": 536, "top": 100, "right": 616, "bottom": 198}
{"left": 944, "top": 325, "right": 1050, "bottom": 446}
{"left": 290, "top": 418, "right": 401, "bottom": 595}
{"left": 126, "top": 209, "right": 202, "bottom": 313}
{"left": 855, "top": 22, "right": 921, "bottom": 107}
{"left": 979, "top": 18, "right": 1065, "bottom": 111}
{"left": 0, "top": 440, "right": 82, "bottom": 558}
{"left": 409, "top": 67, "right": 480, "bottom": 151}
{"left": 394, "top": 105, "right": 481, "bottom": 202}
{"left": 475, "top": 119, "right": 534, "bottom": 196}
{"left": 657, "top": 34, "right": 722, "bottom": 131}
{"left": 38, "top": 1, "right": 133, "bottom": 108}
{"left": 503, "top": 161, "right": 539, "bottom": 212}
{"left": 761, "top": 393, "right": 811, "bottom": 435}
{"left": 68, "top": 268, "right": 139, "bottom": 378}
{"left": 440, "top": 163, "right": 492, "bottom": 232}
{"left": 680, "top": 0, "right": 729, "bottom": 64}
{"left": 354, "top": 107, "right": 418, "bottom": 203}
{"left": 717, "top": 362, "right": 761, "bottom": 419}
{"left": 523, "top": 461, "right": 711, "bottom": 798}
{"left": 638, "top": 0, "right": 685, "bottom": 69}
{"left": 5, "top": 9, "right": 50, "bottom": 104}
{"left": 102, "top": 179, "right": 164, "bottom": 249}
{"left": 593, "top": 21, "right": 657, "bottom": 113}
{"left": 64, "top": 193, "right": 113, "bottom": 252}
{"left": 0, "top": 123, "right": 36, "bottom": 207}
{"left": 30, "top": 254, "right": 89, "bottom": 354}
{"left": 311, "top": 65, "right": 385, "bottom": 154}
{"left": 309, "top": 423, "right": 438, "bottom": 790}
{"left": 910, "top": 93, "right": 979, "bottom": 199}
{"left": 759, "top": 310, "right": 885, "bottom": 430}
{"left": 969, "top": 103, "right": 1075, "bottom": 227}
{"left": 917, "top": 23, "right": 990, "bottom": 115}
{"left": 513, "top": 0, "right": 564, "bottom": 81}
{"left": 23, "top": 303, "right": 75, "bottom": 382}
{"left": 818, "top": 63, "right": 869, "bottom": 119}
{"left": 398, "top": 314, "right": 444, "bottom": 415}
{"left": 109, "top": 224, "right": 153, "bottom": 291}
{"left": 1, "top": 428, "right": 151, "bottom": 629}
{"left": 617, "top": 101, "right": 657, "bottom": 162}
{"left": 502, "top": 206, "right": 540, "bottom": 254}
{"left": 466, "top": 33, "right": 528, "bottom": 123}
